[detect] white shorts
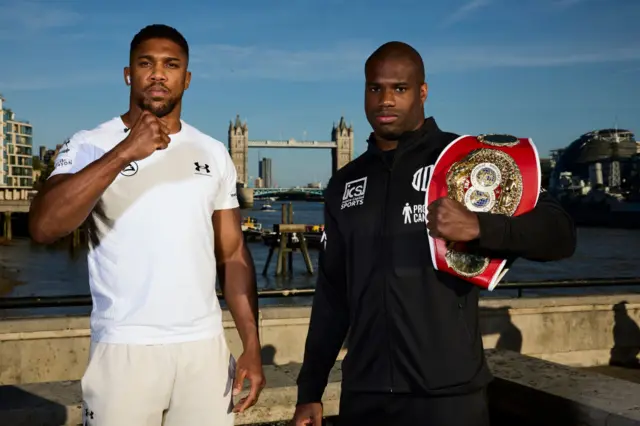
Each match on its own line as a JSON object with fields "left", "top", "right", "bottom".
{"left": 81, "top": 333, "right": 236, "bottom": 426}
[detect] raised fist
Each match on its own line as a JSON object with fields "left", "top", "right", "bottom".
{"left": 118, "top": 111, "right": 171, "bottom": 162}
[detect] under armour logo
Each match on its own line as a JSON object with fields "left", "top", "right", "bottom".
{"left": 194, "top": 162, "right": 210, "bottom": 174}
{"left": 84, "top": 407, "right": 94, "bottom": 425}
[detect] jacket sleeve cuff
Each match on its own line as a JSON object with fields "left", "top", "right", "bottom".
{"left": 296, "top": 381, "right": 325, "bottom": 405}
{"left": 475, "top": 212, "right": 509, "bottom": 251}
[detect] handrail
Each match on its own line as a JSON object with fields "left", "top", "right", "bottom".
{"left": 0, "top": 277, "right": 639, "bottom": 309}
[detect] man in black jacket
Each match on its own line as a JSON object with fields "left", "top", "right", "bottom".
{"left": 291, "top": 41, "right": 576, "bottom": 426}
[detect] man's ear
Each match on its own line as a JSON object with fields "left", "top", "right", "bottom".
{"left": 184, "top": 71, "right": 192, "bottom": 90}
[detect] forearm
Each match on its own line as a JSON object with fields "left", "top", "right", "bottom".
{"left": 220, "top": 245, "right": 260, "bottom": 352}
{"left": 474, "top": 197, "right": 576, "bottom": 261}
{"left": 296, "top": 278, "right": 350, "bottom": 404}
{"left": 29, "top": 146, "right": 130, "bottom": 244}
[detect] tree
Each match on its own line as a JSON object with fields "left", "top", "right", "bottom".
{"left": 33, "top": 157, "right": 55, "bottom": 191}
{"left": 32, "top": 156, "right": 43, "bottom": 171}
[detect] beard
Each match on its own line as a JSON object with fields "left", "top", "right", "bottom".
{"left": 137, "top": 93, "right": 181, "bottom": 118}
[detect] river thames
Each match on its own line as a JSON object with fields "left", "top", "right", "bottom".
{"left": 1, "top": 200, "right": 640, "bottom": 318}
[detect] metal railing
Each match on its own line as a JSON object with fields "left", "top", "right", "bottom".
{"left": 1, "top": 277, "right": 639, "bottom": 310}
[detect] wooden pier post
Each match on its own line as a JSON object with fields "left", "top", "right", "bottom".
{"left": 72, "top": 228, "right": 81, "bottom": 248}
{"left": 3, "top": 212, "right": 12, "bottom": 241}
{"left": 262, "top": 203, "right": 315, "bottom": 277}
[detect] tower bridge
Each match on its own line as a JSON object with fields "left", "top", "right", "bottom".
{"left": 253, "top": 187, "right": 324, "bottom": 198}
{"left": 228, "top": 114, "right": 354, "bottom": 186}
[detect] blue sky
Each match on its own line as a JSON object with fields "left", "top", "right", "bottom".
{"left": 1, "top": 0, "right": 639, "bottom": 187}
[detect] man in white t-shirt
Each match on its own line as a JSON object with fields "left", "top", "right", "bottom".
{"left": 28, "top": 24, "right": 265, "bottom": 425}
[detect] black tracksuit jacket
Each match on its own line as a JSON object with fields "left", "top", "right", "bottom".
{"left": 296, "top": 117, "right": 577, "bottom": 404}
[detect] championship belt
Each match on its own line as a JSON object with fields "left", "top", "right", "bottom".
{"left": 425, "top": 134, "right": 541, "bottom": 290}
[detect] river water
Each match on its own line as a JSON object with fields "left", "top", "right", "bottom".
{"left": 1, "top": 200, "right": 640, "bottom": 318}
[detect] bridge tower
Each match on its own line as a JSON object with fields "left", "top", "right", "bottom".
{"left": 228, "top": 114, "right": 249, "bottom": 185}
{"left": 331, "top": 116, "right": 354, "bottom": 174}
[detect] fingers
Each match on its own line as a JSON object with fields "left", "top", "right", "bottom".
{"left": 426, "top": 210, "right": 435, "bottom": 224}
{"left": 293, "top": 414, "right": 318, "bottom": 425}
{"left": 139, "top": 110, "right": 156, "bottom": 127}
{"left": 148, "top": 117, "right": 170, "bottom": 150}
{"left": 427, "top": 196, "right": 445, "bottom": 212}
{"left": 233, "top": 373, "right": 265, "bottom": 413}
{"left": 158, "top": 119, "right": 170, "bottom": 135}
{"left": 157, "top": 132, "right": 171, "bottom": 150}
{"left": 134, "top": 109, "right": 151, "bottom": 126}
{"left": 232, "top": 368, "right": 246, "bottom": 397}
{"left": 427, "top": 226, "right": 441, "bottom": 239}
{"left": 426, "top": 212, "right": 443, "bottom": 239}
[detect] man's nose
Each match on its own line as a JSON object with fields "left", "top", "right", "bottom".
{"left": 379, "top": 89, "right": 395, "bottom": 106}
{"left": 150, "top": 64, "right": 167, "bottom": 81}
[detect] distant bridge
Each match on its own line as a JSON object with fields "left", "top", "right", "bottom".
{"left": 248, "top": 139, "right": 337, "bottom": 149}
{"left": 253, "top": 187, "right": 324, "bottom": 198}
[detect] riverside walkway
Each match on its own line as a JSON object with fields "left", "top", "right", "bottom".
{"left": 2, "top": 350, "right": 640, "bottom": 426}
{"left": 1, "top": 279, "right": 640, "bottom": 425}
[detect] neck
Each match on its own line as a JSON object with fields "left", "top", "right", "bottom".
{"left": 374, "top": 117, "right": 426, "bottom": 151}
{"left": 375, "top": 138, "right": 398, "bottom": 151}
{"left": 122, "top": 102, "right": 183, "bottom": 134}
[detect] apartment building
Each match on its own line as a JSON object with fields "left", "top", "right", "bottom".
{"left": 0, "top": 95, "right": 34, "bottom": 188}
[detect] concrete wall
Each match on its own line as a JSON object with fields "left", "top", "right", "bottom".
{"left": 1, "top": 293, "right": 639, "bottom": 386}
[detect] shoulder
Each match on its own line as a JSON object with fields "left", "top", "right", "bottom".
{"left": 57, "top": 118, "right": 123, "bottom": 159}
{"left": 65, "top": 117, "right": 125, "bottom": 148}
{"left": 432, "top": 129, "right": 461, "bottom": 154}
{"left": 181, "top": 121, "right": 229, "bottom": 156}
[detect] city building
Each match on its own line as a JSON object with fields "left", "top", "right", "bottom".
{"left": 549, "top": 128, "right": 638, "bottom": 193}
{"left": 0, "top": 95, "right": 34, "bottom": 188}
{"left": 259, "top": 157, "right": 273, "bottom": 188}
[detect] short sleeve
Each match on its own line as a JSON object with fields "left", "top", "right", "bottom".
{"left": 48, "top": 132, "right": 97, "bottom": 178}
{"left": 214, "top": 150, "right": 240, "bottom": 210}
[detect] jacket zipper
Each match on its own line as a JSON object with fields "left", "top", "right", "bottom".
{"left": 375, "top": 145, "right": 415, "bottom": 393}
{"left": 381, "top": 154, "right": 395, "bottom": 393}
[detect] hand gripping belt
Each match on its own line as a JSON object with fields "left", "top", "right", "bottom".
{"left": 425, "top": 134, "right": 541, "bottom": 290}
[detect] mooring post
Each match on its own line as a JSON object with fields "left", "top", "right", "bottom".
{"left": 3, "top": 212, "right": 12, "bottom": 241}
{"left": 275, "top": 203, "right": 290, "bottom": 276}
{"left": 288, "top": 203, "right": 293, "bottom": 274}
{"left": 263, "top": 202, "right": 315, "bottom": 277}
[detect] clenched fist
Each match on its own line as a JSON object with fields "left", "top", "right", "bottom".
{"left": 118, "top": 110, "right": 171, "bottom": 163}
{"left": 426, "top": 197, "right": 480, "bottom": 242}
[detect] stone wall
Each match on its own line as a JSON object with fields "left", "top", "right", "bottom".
{"left": 1, "top": 293, "right": 639, "bottom": 386}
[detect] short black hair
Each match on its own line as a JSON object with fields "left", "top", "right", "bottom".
{"left": 130, "top": 24, "right": 189, "bottom": 61}
{"left": 365, "top": 41, "right": 425, "bottom": 83}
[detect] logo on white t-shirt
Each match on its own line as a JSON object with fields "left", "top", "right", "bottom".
{"left": 121, "top": 162, "right": 138, "bottom": 177}
{"left": 194, "top": 162, "right": 211, "bottom": 176}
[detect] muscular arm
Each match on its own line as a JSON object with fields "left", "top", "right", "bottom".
{"left": 213, "top": 208, "right": 260, "bottom": 351}
{"left": 472, "top": 191, "right": 577, "bottom": 261}
{"left": 296, "top": 197, "right": 350, "bottom": 405}
{"left": 29, "top": 111, "right": 169, "bottom": 244}
{"left": 28, "top": 146, "right": 130, "bottom": 244}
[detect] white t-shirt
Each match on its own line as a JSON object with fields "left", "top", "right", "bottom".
{"left": 50, "top": 117, "right": 239, "bottom": 344}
